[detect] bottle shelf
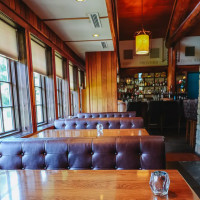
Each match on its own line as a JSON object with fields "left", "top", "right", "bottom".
{"left": 118, "top": 72, "right": 167, "bottom": 100}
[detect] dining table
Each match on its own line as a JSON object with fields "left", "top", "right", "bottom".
{"left": 0, "top": 169, "right": 198, "bottom": 200}
{"left": 28, "top": 128, "right": 149, "bottom": 138}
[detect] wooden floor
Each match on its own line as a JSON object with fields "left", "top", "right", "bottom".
{"left": 166, "top": 153, "right": 200, "bottom": 162}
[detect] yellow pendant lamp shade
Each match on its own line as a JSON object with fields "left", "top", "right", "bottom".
{"left": 135, "top": 33, "right": 149, "bottom": 55}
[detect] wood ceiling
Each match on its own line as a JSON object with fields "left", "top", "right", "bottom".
{"left": 117, "top": 0, "right": 200, "bottom": 41}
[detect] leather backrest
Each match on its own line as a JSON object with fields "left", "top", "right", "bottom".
{"left": 77, "top": 112, "right": 136, "bottom": 118}
{"left": 0, "top": 136, "right": 165, "bottom": 170}
{"left": 54, "top": 117, "right": 144, "bottom": 129}
{"left": 183, "top": 99, "right": 198, "bottom": 120}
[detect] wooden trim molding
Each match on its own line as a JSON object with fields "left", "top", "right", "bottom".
{"left": 52, "top": 49, "right": 58, "bottom": 119}
{"left": 25, "top": 30, "right": 37, "bottom": 133}
{"left": 105, "top": 0, "right": 120, "bottom": 67}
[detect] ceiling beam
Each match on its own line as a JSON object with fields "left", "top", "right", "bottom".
{"left": 166, "top": 1, "right": 200, "bottom": 48}
{"left": 166, "top": 0, "right": 191, "bottom": 42}
{"left": 105, "top": 0, "right": 120, "bottom": 68}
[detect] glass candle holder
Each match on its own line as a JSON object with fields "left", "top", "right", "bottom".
{"left": 149, "top": 171, "right": 170, "bottom": 196}
{"left": 96, "top": 124, "right": 103, "bottom": 134}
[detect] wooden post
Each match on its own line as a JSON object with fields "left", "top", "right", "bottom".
{"left": 52, "top": 49, "right": 58, "bottom": 119}
{"left": 25, "top": 30, "right": 37, "bottom": 133}
{"left": 167, "top": 48, "right": 176, "bottom": 93}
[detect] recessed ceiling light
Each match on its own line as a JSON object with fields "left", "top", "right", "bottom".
{"left": 93, "top": 34, "right": 99, "bottom": 37}
{"left": 76, "top": 0, "right": 85, "bottom": 2}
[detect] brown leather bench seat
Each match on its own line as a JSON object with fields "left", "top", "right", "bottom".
{"left": 0, "top": 136, "right": 165, "bottom": 170}
{"left": 54, "top": 117, "right": 144, "bottom": 129}
{"left": 77, "top": 111, "right": 136, "bottom": 118}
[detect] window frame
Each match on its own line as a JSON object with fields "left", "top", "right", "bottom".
{"left": 34, "top": 72, "right": 48, "bottom": 126}
{"left": 0, "top": 57, "right": 17, "bottom": 135}
{"left": 56, "top": 77, "right": 64, "bottom": 118}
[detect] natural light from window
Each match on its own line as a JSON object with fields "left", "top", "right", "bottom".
{"left": 0, "top": 56, "right": 14, "bottom": 133}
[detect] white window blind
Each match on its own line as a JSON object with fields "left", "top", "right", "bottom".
{"left": 69, "top": 64, "right": 74, "bottom": 90}
{"left": 31, "top": 40, "right": 47, "bottom": 75}
{"left": 55, "top": 55, "right": 63, "bottom": 78}
{"left": 0, "top": 20, "right": 18, "bottom": 60}
{"left": 78, "top": 70, "right": 81, "bottom": 87}
{"left": 85, "top": 73, "right": 86, "bottom": 88}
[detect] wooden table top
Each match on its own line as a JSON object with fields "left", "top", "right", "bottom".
{"left": 0, "top": 170, "right": 198, "bottom": 200}
{"left": 30, "top": 128, "right": 149, "bottom": 138}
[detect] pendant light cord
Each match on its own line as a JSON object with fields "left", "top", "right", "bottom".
{"left": 141, "top": 0, "right": 144, "bottom": 30}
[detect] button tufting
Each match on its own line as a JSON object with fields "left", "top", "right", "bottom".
{"left": 68, "top": 166, "right": 70, "bottom": 169}
{"left": 0, "top": 154, "right": 2, "bottom": 157}
{"left": 91, "top": 166, "right": 93, "bottom": 169}
{"left": 43, "top": 152, "right": 47, "bottom": 155}
{"left": 115, "top": 152, "right": 118, "bottom": 155}
{"left": 22, "top": 167, "right": 25, "bottom": 170}
{"left": 21, "top": 152, "right": 24, "bottom": 156}
{"left": 91, "top": 152, "right": 94, "bottom": 155}
{"left": 44, "top": 166, "right": 47, "bottom": 170}
{"left": 115, "top": 166, "right": 118, "bottom": 169}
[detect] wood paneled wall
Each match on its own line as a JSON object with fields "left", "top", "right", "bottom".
{"left": 86, "top": 52, "right": 117, "bottom": 112}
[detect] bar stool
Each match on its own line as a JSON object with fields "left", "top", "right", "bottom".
{"left": 183, "top": 99, "right": 198, "bottom": 149}
{"left": 147, "top": 101, "right": 163, "bottom": 134}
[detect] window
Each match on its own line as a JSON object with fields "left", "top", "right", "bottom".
{"left": 0, "top": 17, "right": 31, "bottom": 137}
{"left": 0, "top": 57, "right": 15, "bottom": 133}
{"left": 57, "top": 77, "right": 64, "bottom": 118}
{"left": 31, "top": 37, "right": 54, "bottom": 125}
{"left": 34, "top": 73, "right": 47, "bottom": 124}
{"left": 78, "top": 70, "right": 81, "bottom": 87}
{"left": 55, "top": 53, "right": 64, "bottom": 118}
{"left": 69, "top": 63, "right": 74, "bottom": 91}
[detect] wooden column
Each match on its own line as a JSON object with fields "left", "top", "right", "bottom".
{"left": 25, "top": 30, "right": 37, "bottom": 133}
{"left": 86, "top": 51, "right": 117, "bottom": 112}
{"left": 167, "top": 48, "right": 176, "bottom": 93}
{"left": 51, "top": 49, "right": 58, "bottom": 119}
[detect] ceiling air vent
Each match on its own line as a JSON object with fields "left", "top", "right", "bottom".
{"left": 185, "top": 46, "right": 195, "bottom": 56}
{"left": 150, "top": 48, "right": 160, "bottom": 58}
{"left": 101, "top": 41, "right": 108, "bottom": 49}
{"left": 124, "top": 50, "right": 133, "bottom": 60}
{"left": 88, "top": 13, "right": 102, "bottom": 28}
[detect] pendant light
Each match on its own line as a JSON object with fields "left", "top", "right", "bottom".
{"left": 135, "top": 0, "right": 151, "bottom": 55}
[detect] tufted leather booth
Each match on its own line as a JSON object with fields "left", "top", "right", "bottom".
{"left": 0, "top": 136, "right": 165, "bottom": 170}
{"left": 77, "top": 112, "right": 136, "bottom": 118}
{"left": 54, "top": 117, "right": 144, "bottom": 130}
